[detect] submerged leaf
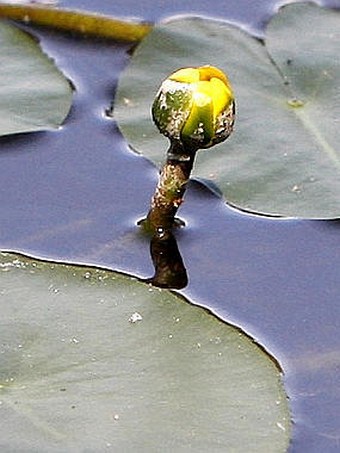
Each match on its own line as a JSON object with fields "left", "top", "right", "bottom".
{"left": 0, "top": 21, "right": 72, "bottom": 136}
{"left": 0, "top": 252, "right": 290, "bottom": 451}
{"left": 115, "top": 3, "right": 340, "bottom": 219}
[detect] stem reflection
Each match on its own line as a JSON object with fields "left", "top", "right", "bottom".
{"left": 143, "top": 227, "right": 187, "bottom": 289}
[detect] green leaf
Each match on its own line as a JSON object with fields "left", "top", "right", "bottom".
{"left": 0, "top": 21, "right": 73, "bottom": 136}
{"left": 115, "top": 3, "right": 340, "bottom": 219}
{"left": 0, "top": 252, "right": 290, "bottom": 451}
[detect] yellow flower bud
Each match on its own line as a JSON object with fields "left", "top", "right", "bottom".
{"left": 152, "top": 65, "right": 235, "bottom": 149}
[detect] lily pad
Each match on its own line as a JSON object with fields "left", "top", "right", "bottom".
{"left": 0, "top": 21, "right": 72, "bottom": 136}
{"left": 0, "top": 252, "right": 290, "bottom": 451}
{"left": 115, "top": 3, "right": 340, "bottom": 219}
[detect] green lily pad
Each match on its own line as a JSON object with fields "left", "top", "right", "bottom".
{"left": 0, "top": 21, "right": 72, "bottom": 136}
{"left": 0, "top": 252, "right": 290, "bottom": 451}
{"left": 115, "top": 3, "right": 340, "bottom": 219}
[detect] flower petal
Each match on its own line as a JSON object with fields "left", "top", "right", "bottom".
{"left": 169, "top": 67, "right": 200, "bottom": 83}
{"left": 209, "top": 77, "right": 233, "bottom": 120}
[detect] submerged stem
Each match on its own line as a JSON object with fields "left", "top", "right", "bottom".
{"left": 0, "top": 4, "right": 151, "bottom": 42}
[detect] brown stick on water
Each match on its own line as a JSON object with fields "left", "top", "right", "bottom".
{"left": 145, "top": 141, "right": 197, "bottom": 232}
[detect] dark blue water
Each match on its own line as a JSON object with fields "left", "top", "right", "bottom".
{"left": 1, "top": 0, "right": 340, "bottom": 451}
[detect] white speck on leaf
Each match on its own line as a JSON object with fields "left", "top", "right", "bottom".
{"left": 129, "top": 312, "right": 143, "bottom": 323}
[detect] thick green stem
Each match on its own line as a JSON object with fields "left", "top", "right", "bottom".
{"left": 145, "top": 141, "right": 196, "bottom": 232}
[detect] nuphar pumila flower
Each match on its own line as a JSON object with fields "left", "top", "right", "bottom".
{"left": 152, "top": 65, "right": 235, "bottom": 149}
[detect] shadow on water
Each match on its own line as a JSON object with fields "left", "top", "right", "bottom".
{"left": 1, "top": 2, "right": 340, "bottom": 450}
